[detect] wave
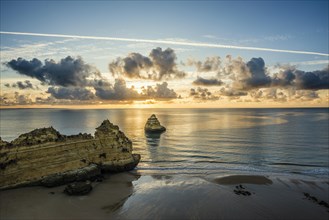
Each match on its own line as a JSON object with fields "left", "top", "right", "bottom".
{"left": 135, "top": 163, "right": 329, "bottom": 179}
{"left": 270, "top": 162, "right": 324, "bottom": 168}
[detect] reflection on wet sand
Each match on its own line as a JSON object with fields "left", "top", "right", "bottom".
{"left": 112, "top": 175, "right": 329, "bottom": 220}
{"left": 102, "top": 195, "right": 132, "bottom": 213}
{"left": 0, "top": 172, "right": 140, "bottom": 220}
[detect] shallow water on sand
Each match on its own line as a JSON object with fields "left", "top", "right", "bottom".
{"left": 1, "top": 173, "right": 328, "bottom": 220}
{"left": 1, "top": 108, "right": 328, "bottom": 178}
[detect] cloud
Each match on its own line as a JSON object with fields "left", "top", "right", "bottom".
{"left": 141, "top": 82, "right": 177, "bottom": 99}
{"left": 47, "top": 87, "right": 95, "bottom": 100}
{"left": 94, "top": 79, "right": 178, "bottom": 100}
{"left": 110, "top": 47, "right": 185, "bottom": 80}
{"left": 271, "top": 66, "right": 329, "bottom": 90}
{"left": 187, "top": 56, "right": 221, "bottom": 72}
{"left": 187, "top": 56, "right": 327, "bottom": 91}
{"left": 290, "top": 90, "right": 319, "bottom": 101}
{"left": 93, "top": 78, "right": 140, "bottom": 100}
{"left": 219, "top": 88, "right": 248, "bottom": 97}
{"left": 150, "top": 47, "right": 186, "bottom": 80}
{"left": 5, "top": 80, "right": 36, "bottom": 90}
{"left": 248, "top": 88, "right": 320, "bottom": 102}
{"left": 6, "top": 56, "right": 101, "bottom": 87}
{"left": 5, "top": 55, "right": 179, "bottom": 102}
{"left": 6, "top": 58, "right": 44, "bottom": 81}
{"left": 294, "top": 67, "right": 329, "bottom": 90}
{"left": 1, "top": 31, "right": 328, "bottom": 57}
{"left": 271, "top": 69, "right": 296, "bottom": 87}
{"left": 189, "top": 87, "right": 219, "bottom": 100}
{"left": 192, "top": 76, "right": 223, "bottom": 86}
{"left": 110, "top": 53, "right": 152, "bottom": 79}
{"left": 0, "top": 92, "right": 33, "bottom": 105}
{"left": 236, "top": 57, "right": 271, "bottom": 90}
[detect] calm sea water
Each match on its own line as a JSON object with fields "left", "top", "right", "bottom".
{"left": 0, "top": 108, "right": 328, "bottom": 178}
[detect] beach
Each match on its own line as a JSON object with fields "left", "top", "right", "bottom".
{"left": 0, "top": 108, "right": 328, "bottom": 219}
{"left": 1, "top": 172, "right": 328, "bottom": 220}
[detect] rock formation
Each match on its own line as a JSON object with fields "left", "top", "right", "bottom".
{"left": 144, "top": 114, "right": 166, "bottom": 133}
{"left": 64, "top": 181, "right": 93, "bottom": 196}
{"left": 0, "top": 120, "right": 140, "bottom": 190}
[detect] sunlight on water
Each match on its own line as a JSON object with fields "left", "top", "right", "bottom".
{"left": 0, "top": 108, "right": 328, "bottom": 178}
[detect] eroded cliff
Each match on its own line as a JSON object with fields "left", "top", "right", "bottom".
{"left": 0, "top": 120, "right": 140, "bottom": 190}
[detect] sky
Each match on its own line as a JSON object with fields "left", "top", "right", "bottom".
{"left": 0, "top": 0, "right": 328, "bottom": 108}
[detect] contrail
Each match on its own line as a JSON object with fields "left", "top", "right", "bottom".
{"left": 1, "top": 31, "right": 328, "bottom": 57}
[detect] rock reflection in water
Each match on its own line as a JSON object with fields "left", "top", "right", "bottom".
{"left": 145, "top": 132, "right": 162, "bottom": 148}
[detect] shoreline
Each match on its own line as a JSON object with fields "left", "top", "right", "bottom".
{"left": 1, "top": 172, "right": 328, "bottom": 220}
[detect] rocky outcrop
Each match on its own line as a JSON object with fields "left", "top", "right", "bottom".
{"left": 0, "top": 120, "right": 140, "bottom": 190}
{"left": 0, "top": 138, "right": 9, "bottom": 148}
{"left": 64, "top": 181, "right": 93, "bottom": 196}
{"left": 10, "top": 127, "right": 63, "bottom": 147}
{"left": 144, "top": 114, "right": 166, "bottom": 133}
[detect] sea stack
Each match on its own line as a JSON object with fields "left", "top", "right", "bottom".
{"left": 0, "top": 119, "right": 140, "bottom": 190}
{"left": 144, "top": 114, "right": 166, "bottom": 133}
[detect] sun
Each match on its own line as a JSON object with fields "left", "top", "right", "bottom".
{"left": 125, "top": 80, "right": 156, "bottom": 94}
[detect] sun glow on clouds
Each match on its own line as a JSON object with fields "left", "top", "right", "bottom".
{"left": 1, "top": 35, "right": 328, "bottom": 108}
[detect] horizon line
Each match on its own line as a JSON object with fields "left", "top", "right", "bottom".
{"left": 1, "top": 31, "right": 328, "bottom": 57}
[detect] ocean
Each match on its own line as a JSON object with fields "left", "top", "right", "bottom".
{"left": 1, "top": 108, "right": 328, "bottom": 179}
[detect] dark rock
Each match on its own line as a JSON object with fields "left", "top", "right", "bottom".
{"left": 64, "top": 181, "right": 92, "bottom": 196}
{"left": 233, "top": 185, "right": 252, "bottom": 196}
{"left": 40, "top": 164, "right": 101, "bottom": 187}
{"left": 0, "top": 159, "right": 16, "bottom": 170}
{"left": 144, "top": 114, "right": 166, "bottom": 133}
{"left": 303, "top": 192, "right": 329, "bottom": 212}
{"left": 102, "top": 154, "right": 141, "bottom": 172}
{"left": 319, "top": 201, "right": 329, "bottom": 208}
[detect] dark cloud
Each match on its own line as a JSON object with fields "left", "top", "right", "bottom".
{"left": 241, "top": 57, "right": 271, "bottom": 89}
{"left": 141, "top": 82, "right": 177, "bottom": 99}
{"left": 9, "top": 80, "right": 35, "bottom": 90}
{"left": 110, "top": 47, "right": 186, "bottom": 80}
{"left": 189, "top": 87, "right": 219, "bottom": 100}
{"left": 271, "top": 69, "right": 296, "bottom": 87}
{"left": 294, "top": 67, "right": 329, "bottom": 90}
{"left": 94, "top": 78, "right": 140, "bottom": 100}
{"left": 110, "top": 53, "right": 152, "bottom": 79}
{"left": 271, "top": 66, "right": 329, "bottom": 90}
{"left": 6, "top": 58, "right": 44, "bottom": 81}
{"left": 192, "top": 76, "right": 223, "bottom": 86}
{"left": 6, "top": 56, "right": 101, "bottom": 87}
{"left": 47, "top": 87, "right": 95, "bottom": 100}
{"left": 150, "top": 47, "right": 186, "bottom": 80}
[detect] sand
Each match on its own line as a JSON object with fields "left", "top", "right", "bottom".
{"left": 0, "top": 172, "right": 328, "bottom": 220}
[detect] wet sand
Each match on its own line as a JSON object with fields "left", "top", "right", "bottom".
{"left": 0, "top": 173, "right": 328, "bottom": 220}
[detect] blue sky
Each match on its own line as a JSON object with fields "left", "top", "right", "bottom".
{"left": 1, "top": 1, "right": 328, "bottom": 65}
{"left": 0, "top": 1, "right": 328, "bottom": 107}
{"left": 1, "top": 1, "right": 328, "bottom": 49}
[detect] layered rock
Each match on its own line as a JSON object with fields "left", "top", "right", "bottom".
{"left": 0, "top": 120, "right": 140, "bottom": 190}
{"left": 144, "top": 114, "right": 166, "bottom": 133}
